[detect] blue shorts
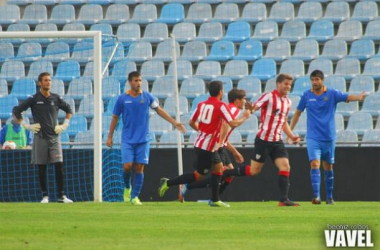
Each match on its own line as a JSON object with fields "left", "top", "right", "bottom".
{"left": 121, "top": 142, "right": 150, "bottom": 165}
{"left": 306, "top": 138, "right": 336, "bottom": 164}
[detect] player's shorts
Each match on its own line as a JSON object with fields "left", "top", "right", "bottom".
{"left": 31, "top": 135, "right": 63, "bottom": 165}
{"left": 251, "top": 136, "right": 288, "bottom": 163}
{"left": 121, "top": 141, "right": 150, "bottom": 165}
{"left": 193, "top": 147, "right": 224, "bottom": 175}
{"left": 221, "top": 147, "right": 232, "bottom": 166}
{"left": 306, "top": 138, "right": 335, "bottom": 164}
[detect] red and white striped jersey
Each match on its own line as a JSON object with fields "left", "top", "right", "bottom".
{"left": 222, "top": 103, "right": 241, "bottom": 147}
{"left": 254, "top": 90, "right": 291, "bottom": 142}
{"left": 191, "top": 97, "right": 234, "bottom": 151}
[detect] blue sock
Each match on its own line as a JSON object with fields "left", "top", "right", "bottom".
{"left": 123, "top": 171, "right": 132, "bottom": 189}
{"left": 310, "top": 169, "right": 321, "bottom": 198}
{"left": 131, "top": 173, "right": 144, "bottom": 199}
{"left": 324, "top": 170, "right": 334, "bottom": 199}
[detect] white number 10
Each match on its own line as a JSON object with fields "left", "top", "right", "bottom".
{"left": 199, "top": 104, "right": 214, "bottom": 124}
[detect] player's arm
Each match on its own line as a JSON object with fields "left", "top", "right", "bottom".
{"left": 284, "top": 119, "right": 300, "bottom": 144}
{"left": 189, "top": 119, "right": 199, "bottom": 132}
{"left": 155, "top": 106, "right": 186, "bottom": 133}
{"left": 106, "top": 115, "right": 119, "bottom": 148}
{"left": 214, "top": 121, "right": 230, "bottom": 152}
{"left": 12, "top": 97, "right": 41, "bottom": 134}
{"left": 226, "top": 141, "right": 244, "bottom": 164}
{"left": 227, "top": 109, "right": 250, "bottom": 128}
{"left": 347, "top": 91, "right": 367, "bottom": 102}
{"left": 55, "top": 97, "right": 73, "bottom": 135}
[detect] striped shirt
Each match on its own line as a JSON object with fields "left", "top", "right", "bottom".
{"left": 254, "top": 90, "right": 291, "bottom": 142}
{"left": 222, "top": 103, "right": 241, "bottom": 147}
{"left": 191, "top": 97, "right": 234, "bottom": 151}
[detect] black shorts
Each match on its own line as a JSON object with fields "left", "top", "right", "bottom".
{"left": 193, "top": 147, "right": 224, "bottom": 175}
{"left": 251, "top": 136, "right": 288, "bottom": 163}
{"left": 221, "top": 148, "right": 232, "bottom": 166}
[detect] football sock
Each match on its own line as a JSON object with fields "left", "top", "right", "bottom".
{"left": 55, "top": 162, "right": 65, "bottom": 197}
{"left": 211, "top": 172, "right": 222, "bottom": 202}
{"left": 324, "top": 170, "right": 334, "bottom": 199}
{"left": 223, "top": 165, "right": 251, "bottom": 177}
{"left": 38, "top": 165, "right": 48, "bottom": 197}
{"left": 187, "top": 177, "right": 211, "bottom": 190}
{"left": 123, "top": 171, "right": 132, "bottom": 189}
{"left": 310, "top": 169, "right": 321, "bottom": 198}
{"left": 131, "top": 173, "right": 144, "bottom": 199}
{"left": 278, "top": 171, "right": 290, "bottom": 202}
{"left": 167, "top": 173, "right": 196, "bottom": 187}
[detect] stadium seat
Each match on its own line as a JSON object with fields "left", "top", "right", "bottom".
{"left": 335, "top": 21, "right": 363, "bottom": 42}
{"left": 250, "top": 59, "right": 276, "bottom": 80}
{"left": 190, "top": 94, "right": 209, "bottom": 112}
{"left": 72, "top": 131, "right": 93, "bottom": 149}
{"left": 351, "top": 1, "right": 378, "bottom": 23}
{"left": 320, "top": 39, "right": 347, "bottom": 61}
{"left": 295, "top": 2, "right": 322, "bottom": 23}
{"left": 336, "top": 130, "right": 358, "bottom": 147}
{"left": 212, "top": 76, "right": 233, "bottom": 94}
{"left": 185, "top": 3, "right": 212, "bottom": 24}
{"left": 234, "top": 40, "right": 262, "bottom": 62}
{"left": 334, "top": 58, "right": 361, "bottom": 80}
{"left": 0, "top": 61, "right": 25, "bottom": 82}
{"left": 34, "top": 23, "right": 58, "bottom": 45}
{"left": 102, "top": 77, "right": 120, "bottom": 99}
{"left": 335, "top": 113, "right": 344, "bottom": 132}
{"left": 71, "top": 42, "right": 93, "bottom": 63}
{"left": 246, "top": 131, "right": 258, "bottom": 144}
{"left": 62, "top": 23, "right": 85, "bottom": 44}
{"left": 149, "top": 114, "right": 172, "bottom": 136}
{"left": 114, "top": 0, "right": 139, "bottom": 4}
{"left": 110, "top": 59, "right": 136, "bottom": 81}
{"left": 267, "top": 2, "right": 294, "bottom": 24}
{"left": 239, "top": 3, "right": 266, "bottom": 23}
{"left": 227, "top": 130, "right": 243, "bottom": 147}
{"left": 376, "top": 116, "right": 380, "bottom": 130}
{"left": 0, "top": 5, "right": 20, "bottom": 25}
{"left": 363, "top": 20, "right": 380, "bottom": 42}
{"left": 223, "top": 60, "right": 249, "bottom": 81}
{"left": 279, "top": 59, "right": 305, "bottom": 79}
{"left": 77, "top": 4, "right": 103, "bottom": 25}
{"left": 263, "top": 79, "right": 276, "bottom": 94}
{"left": 195, "top": 61, "right": 221, "bottom": 81}
{"left": 44, "top": 42, "right": 70, "bottom": 63}
{"left": 90, "top": 23, "right": 113, "bottom": 36}
{"left": 0, "top": 43, "right": 15, "bottom": 63}
{"left": 323, "top": 1, "right": 350, "bottom": 23}
{"left": 77, "top": 95, "right": 104, "bottom": 118}
{"left": 292, "top": 39, "right": 319, "bottom": 62}
{"left": 292, "top": 76, "right": 311, "bottom": 96}
{"left": 66, "top": 77, "right": 93, "bottom": 100}
{"left": 172, "top": 22, "right": 196, "bottom": 43}
{"left": 236, "top": 115, "right": 258, "bottom": 137}
{"left": 157, "top": 3, "right": 184, "bottom": 24}
{"left": 33, "top": 0, "right": 58, "bottom": 4}
{"left": 336, "top": 101, "right": 359, "bottom": 118}
{"left": 141, "top": 23, "right": 168, "bottom": 43}
{"left": 9, "top": 78, "right": 36, "bottom": 100}
{"left": 60, "top": 132, "right": 70, "bottom": 149}
{"left": 90, "top": 114, "right": 120, "bottom": 135}
{"left": 251, "top": 21, "right": 278, "bottom": 43}
{"left": 349, "top": 76, "right": 375, "bottom": 95}
{"left": 116, "top": 23, "right": 141, "bottom": 44}
{"left": 0, "top": 96, "right": 18, "bottom": 119}
{"left": 88, "top": 0, "right": 115, "bottom": 5}
{"left": 59, "top": 0, "right": 86, "bottom": 5}
{"left": 140, "top": 60, "right": 165, "bottom": 81}
{"left": 158, "top": 131, "right": 184, "bottom": 148}
{"left": 195, "top": 22, "right": 223, "bottom": 43}
{"left": 237, "top": 76, "right": 261, "bottom": 98}
{"left": 361, "top": 94, "right": 380, "bottom": 117}
{"left": 361, "top": 130, "right": 380, "bottom": 147}
{"left": 264, "top": 39, "right": 291, "bottom": 61}
{"left": 293, "top": 114, "right": 307, "bottom": 136}
{"left": 16, "top": 43, "right": 42, "bottom": 63}
{"left": 51, "top": 79, "right": 65, "bottom": 97}
{"left": 167, "top": 60, "right": 193, "bottom": 81}
{"left": 362, "top": 58, "right": 380, "bottom": 79}
{"left": 104, "top": 96, "right": 118, "bottom": 115}
{"left": 280, "top": 21, "right": 306, "bottom": 43}
{"left": 129, "top": 4, "right": 157, "bottom": 24}
{"left": 206, "top": 41, "right": 234, "bottom": 62}
{"left": 213, "top": 3, "right": 239, "bottom": 24}
{"left": 179, "top": 77, "right": 205, "bottom": 99}
{"left": 49, "top": 4, "right": 75, "bottom": 25}
{"left": 307, "top": 20, "right": 334, "bottom": 42}
{"left": 82, "top": 61, "right": 109, "bottom": 80}
{"left": 223, "top": 21, "right": 251, "bottom": 43}
{"left": 179, "top": 113, "right": 195, "bottom": 137}
{"left": 20, "top": 4, "right": 47, "bottom": 26}
{"left": 163, "top": 95, "right": 189, "bottom": 117}
{"left": 58, "top": 97, "right": 75, "bottom": 118}
{"left": 143, "top": 0, "right": 168, "bottom": 4}
{"left": 0, "top": 79, "right": 8, "bottom": 97}
{"left": 27, "top": 60, "right": 54, "bottom": 81}
{"left": 347, "top": 39, "right": 375, "bottom": 61}
{"left": 151, "top": 76, "right": 175, "bottom": 99}
{"left": 307, "top": 59, "right": 333, "bottom": 76}
{"left": 126, "top": 42, "right": 152, "bottom": 62}
{"left": 102, "top": 4, "right": 129, "bottom": 25}
{"left": 288, "top": 95, "right": 301, "bottom": 117}
{"left": 324, "top": 76, "right": 346, "bottom": 92}
{"left": 180, "top": 41, "right": 207, "bottom": 62}
{"left": 346, "top": 112, "right": 373, "bottom": 136}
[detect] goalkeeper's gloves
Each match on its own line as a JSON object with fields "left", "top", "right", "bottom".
{"left": 54, "top": 119, "right": 70, "bottom": 135}
{"left": 21, "top": 121, "right": 41, "bottom": 134}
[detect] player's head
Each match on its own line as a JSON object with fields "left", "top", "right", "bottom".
{"left": 276, "top": 73, "right": 293, "bottom": 96}
{"left": 128, "top": 71, "right": 142, "bottom": 93}
{"left": 38, "top": 72, "right": 52, "bottom": 92}
{"left": 310, "top": 70, "right": 324, "bottom": 91}
{"left": 228, "top": 89, "right": 246, "bottom": 109}
{"left": 209, "top": 81, "right": 223, "bottom": 98}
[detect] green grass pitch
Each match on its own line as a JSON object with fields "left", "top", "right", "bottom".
{"left": 1, "top": 202, "right": 379, "bottom": 250}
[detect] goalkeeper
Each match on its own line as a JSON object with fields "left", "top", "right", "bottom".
{"left": 13, "top": 72, "right": 73, "bottom": 203}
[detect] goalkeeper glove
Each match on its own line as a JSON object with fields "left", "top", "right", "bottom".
{"left": 55, "top": 119, "right": 70, "bottom": 135}
{"left": 21, "top": 121, "right": 41, "bottom": 134}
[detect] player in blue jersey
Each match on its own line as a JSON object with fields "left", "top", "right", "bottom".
{"left": 289, "top": 70, "right": 367, "bottom": 205}
{"left": 106, "top": 71, "right": 186, "bottom": 205}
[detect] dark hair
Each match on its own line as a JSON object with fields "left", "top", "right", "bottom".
{"left": 38, "top": 72, "right": 51, "bottom": 83}
{"left": 128, "top": 71, "right": 141, "bottom": 82}
{"left": 228, "top": 89, "right": 246, "bottom": 103}
{"left": 209, "top": 81, "right": 223, "bottom": 97}
{"left": 276, "top": 73, "right": 293, "bottom": 84}
{"left": 310, "top": 70, "right": 324, "bottom": 80}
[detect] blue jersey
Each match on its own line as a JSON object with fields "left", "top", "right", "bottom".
{"left": 113, "top": 91, "right": 159, "bottom": 144}
{"left": 297, "top": 87, "right": 348, "bottom": 141}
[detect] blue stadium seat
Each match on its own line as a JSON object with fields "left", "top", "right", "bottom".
{"left": 110, "top": 59, "right": 136, "bottom": 81}
{"left": 16, "top": 43, "right": 42, "bottom": 63}
{"left": 346, "top": 112, "right": 373, "bottom": 136}
{"left": 179, "top": 77, "right": 205, "bottom": 99}
{"left": 180, "top": 41, "right": 207, "bottom": 62}
{"left": 212, "top": 76, "right": 233, "bottom": 93}
{"left": 60, "top": 132, "right": 70, "bottom": 149}
{"left": 90, "top": 114, "right": 121, "bottom": 135}
{"left": 351, "top": 1, "right": 378, "bottom": 23}
{"left": 279, "top": 59, "right": 305, "bottom": 79}
{"left": 288, "top": 95, "right": 300, "bottom": 117}
{"left": 151, "top": 76, "right": 175, "bottom": 99}
{"left": 126, "top": 42, "right": 152, "bottom": 62}
{"left": 347, "top": 39, "right": 375, "bottom": 61}
{"left": 158, "top": 131, "right": 184, "bottom": 148}
{"left": 9, "top": 78, "right": 36, "bottom": 100}
{"left": 102, "top": 4, "right": 129, "bottom": 25}
{"left": 185, "top": 3, "right": 212, "bottom": 24}
{"left": 190, "top": 94, "right": 209, "bottom": 112}
{"left": 264, "top": 39, "right": 291, "bottom": 61}
{"left": 334, "top": 58, "right": 361, "bottom": 80}
{"left": 0, "top": 5, "right": 20, "bottom": 25}
{"left": 157, "top": 3, "right": 184, "bottom": 24}
{"left": 324, "top": 76, "right": 346, "bottom": 92}
{"left": 0, "top": 79, "right": 8, "bottom": 97}
{"left": 167, "top": 60, "right": 193, "bottom": 81}
{"left": 72, "top": 131, "right": 93, "bottom": 149}
{"left": 195, "top": 61, "right": 221, "bottom": 81}
{"left": 77, "top": 95, "right": 104, "bottom": 118}
{"left": 34, "top": 23, "right": 58, "bottom": 45}
{"left": 335, "top": 113, "right": 344, "bottom": 132}
{"left": 88, "top": 0, "right": 115, "bottom": 4}
{"left": 250, "top": 59, "right": 276, "bottom": 80}
{"left": 58, "top": 97, "right": 75, "bottom": 118}
{"left": 6, "top": 0, "right": 31, "bottom": 5}
{"left": 149, "top": 114, "right": 172, "bottom": 136}
{"left": 336, "top": 130, "right": 358, "bottom": 147}
{"left": 90, "top": 23, "right": 113, "bottom": 36}
{"left": 236, "top": 114, "right": 258, "bottom": 137}
{"left": 197, "top": 0, "right": 221, "bottom": 4}
{"left": 0, "top": 96, "right": 18, "bottom": 119}
{"left": 307, "top": 20, "right": 334, "bottom": 42}
{"left": 361, "top": 94, "right": 380, "bottom": 117}
{"left": 116, "top": 23, "right": 141, "bottom": 44}
{"left": 246, "top": 131, "right": 257, "bottom": 144}
{"left": 363, "top": 20, "right": 380, "bottom": 42}
{"left": 172, "top": 22, "right": 196, "bottom": 43}
{"left": 77, "top": 4, "right": 103, "bottom": 25}
{"left": 49, "top": 4, "right": 75, "bottom": 25}
{"left": 227, "top": 130, "right": 242, "bottom": 147}
{"left": 267, "top": 2, "right": 294, "bottom": 24}
{"left": 51, "top": 79, "right": 65, "bottom": 97}
{"left": 27, "top": 60, "right": 54, "bottom": 81}
{"left": 44, "top": 42, "right": 70, "bottom": 63}
{"left": 213, "top": 3, "right": 239, "bottom": 24}
{"left": 292, "top": 76, "right": 311, "bottom": 96}
{"left": 361, "top": 130, "right": 380, "bottom": 147}
{"left": 141, "top": 23, "right": 168, "bottom": 44}
{"left": 234, "top": 40, "right": 262, "bottom": 62}
{"left": 0, "top": 61, "right": 25, "bottom": 82}
{"left": 323, "top": 1, "right": 350, "bottom": 23}
{"left": 154, "top": 39, "right": 180, "bottom": 62}
{"left": 251, "top": 21, "right": 278, "bottom": 43}
{"left": 336, "top": 101, "right": 358, "bottom": 118}
{"left": 129, "top": 4, "right": 157, "bottom": 24}
{"left": 292, "top": 39, "right": 319, "bottom": 62}
{"left": 102, "top": 77, "right": 120, "bottom": 99}
{"left": 114, "top": 0, "right": 140, "bottom": 4}
{"left": 237, "top": 76, "right": 261, "bottom": 98}
{"left": 206, "top": 41, "right": 234, "bottom": 62}
{"left": 0, "top": 43, "right": 15, "bottom": 63}
{"left": 105, "top": 96, "right": 118, "bottom": 115}
{"left": 335, "top": 21, "right": 363, "bottom": 42}
{"left": 320, "top": 39, "right": 347, "bottom": 61}
{"left": 20, "top": 4, "right": 47, "bottom": 25}
{"left": 59, "top": 0, "right": 87, "bottom": 5}
{"left": 307, "top": 59, "right": 333, "bottom": 76}
{"left": 223, "top": 21, "right": 251, "bottom": 43}
{"left": 280, "top": 21, "right": 306, "bottom": 43}
{"left": 82, "top": 61, "right": 109, "bottom": 80}
{"left": 180, "top": 113, "right": 195, "bottom": 137}
{"left": 143, "top": 0, "right": 168, "bottom": 4}
{"left": 195, "top": 22, "right": 223, "bottom": 43}
{"left": 239, "top": 3, "right": 266, "bottom": 23}
{"left": 295, "top": 2, "right": 322, "bottom": 23}
{"left": 6, "top": 23, "right": 30, "bottom": 44}
{"left": 66, "top": 77, "right": 93, "bottom": 100}
{"left": 362, "top": 58, "right": 380, "bottom": 79}
{"left": 163, "top": 95, "right": 189, "bottom": 117}
{"left": 71, "top": 42, "right": 93, "bottom": 64}
{"left": 140, "top": 60, "right": 165, "bottom": 81}
{"left": 62, "top": 23, "right": 85, "bottom": 44}
{"left": 223, "top": 60, "right": 249, "bottom": 81}
{"left": 349, "top": 76, "right": 375, "bottom": 95}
